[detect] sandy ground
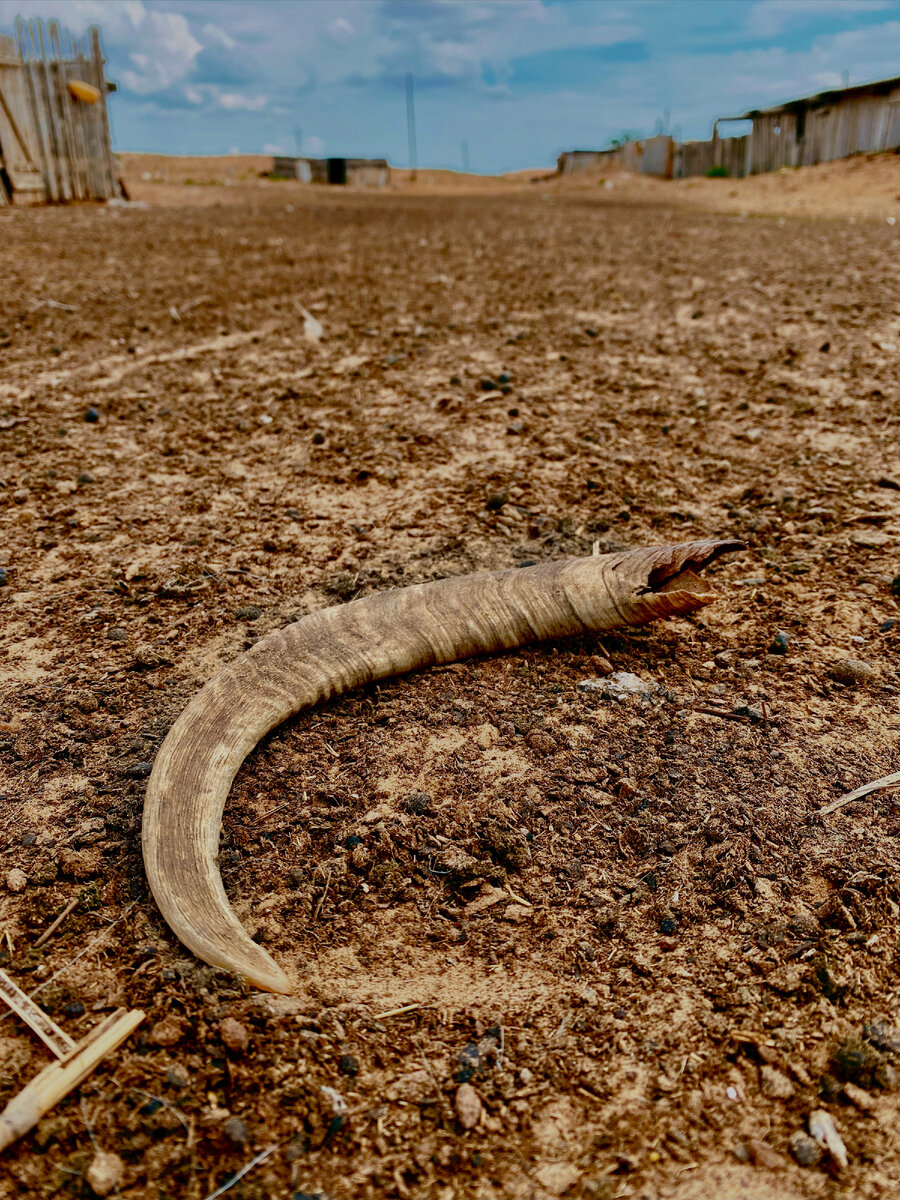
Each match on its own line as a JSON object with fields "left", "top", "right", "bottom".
{"left": 0, "top": 165, "right": 899, "bottom": 1200}
{"left": 117, "top": 150, "right": 900, "bottom": 219}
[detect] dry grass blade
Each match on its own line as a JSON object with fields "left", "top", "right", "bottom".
{"left": 819, "top": 769, "right": 900, "bottom": 816}
{"left": 201, "top": 1143, "right": 280, "bottom": 1200}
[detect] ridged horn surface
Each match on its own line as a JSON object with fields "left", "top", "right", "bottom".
{"left": 142, "top": 539, "right": 742, "bottom": 993}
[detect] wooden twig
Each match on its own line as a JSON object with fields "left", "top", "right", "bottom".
{"left": 0, "top": 1008, "right": 144, "bottom": 1152}
{"left": 312, "top": 870, "right": 331, "bottom": 922}
{"left": 35, "top": 895, "right": 80, "bottom": 947}
{"left": 819, "top": 770, "right": 900, "bottom": 816}
{"left": 0, "top": 969, "right": 75, "bottom": 1059}
{"left": 373, "top": 1002, "right": 423, "bottom": 1021}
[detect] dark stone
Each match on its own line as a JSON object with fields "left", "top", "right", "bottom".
{"left": 789, "top": 1132, "right": 822, "bottom": 1167}
{"left": 0, "top": 568, "right": 7, "bottom": 586}
{"left": 769, "top": 630, "right": 789, "bottom": 655}
{"left": 123, "top": 762, "right": 153, "bottom": 779}
{"left": 876, "top": 477, "right": 900, "bottom": 490}
{"left": 63, "top": 1001, "right": 85, "bottom": 1018}
{"left": 21, "top": 831, "right": 36, "bottom": 846}
{"left": 405, "top": 791, "right": 431, "bottom": 815}
{"left": 344, "top": 835, "right": 363, "bottom": 850}
{"left": 881, "top": 619, "right": 897, "bottom": 632}
{"left": 85, "top": 407, "right": 100, "bottom": 423}
{"left": 139, "top": 1099, "right": 162, "bottom": 1116}
{"left": 311, "top": 430, "right": 326, "bottom": 444}
{"left": 819, "top": 341, "right": 830, "bottom": 353}
{"left": 236, "top": 606, "right": 262, "bottom": 621}
{"left": 497, "top": 373, "right": 511, "bottom": 384}
{"left": 223, "top": 1115, "right": 250, "bottom": 1145}
{"left": 657, "top": 839, "right": 677, "bottom": 856}
{"left": 77, "top": 472, "right": 95, "bottom": 485}
{"left": 161, "top": 968, "right": 178, "bottom": 981}
{"left": 106, "top": 628, "right": 127, "bottom": 642}
{"left": 480, "top": 378, "right": 497, "bottom": 391}
{"left": 659, "top": 917, "right": 677, "bottom": 936}
{"left": 450, "top": 375, "right": 461, "bottom": 385}
{"left": 486, "top": 492, "right": 508, "bottom": 512}
{"left": 338, "top": 1053, "right": 359, "bottom": 1077}
{"left": 892, "top": 574, "right": 900, "bottom": 598}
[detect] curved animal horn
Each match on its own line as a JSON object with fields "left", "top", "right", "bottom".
{"left": 143, "top": 539, "right": 741, "bottom": 992}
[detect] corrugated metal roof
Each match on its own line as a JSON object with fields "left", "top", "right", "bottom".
{"left": 724, "top": 74, "right": 900, "bottom": 121}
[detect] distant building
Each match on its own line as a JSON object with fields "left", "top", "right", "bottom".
{"left": 558, "top": 74, "right": 900, "bottom": 183}
{"left": 272, "top": 156, "right": 389, "bottom": 187}
{"left": 558, "top": 137, "right": 675, "bottom": 179}
{"left": 719, "top": 75, "right": 900, "bottom": 173}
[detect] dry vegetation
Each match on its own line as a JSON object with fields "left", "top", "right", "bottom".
{"left": 0, "top": 156, "right": 899, "bottom": 1199}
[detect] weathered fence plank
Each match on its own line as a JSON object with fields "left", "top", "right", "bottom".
{"left": 1, "top": 15, "right": 118, "bottom": 204}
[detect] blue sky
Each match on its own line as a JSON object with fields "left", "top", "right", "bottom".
{"left": 1, "top": 1, "right": 897, "bottom": 171}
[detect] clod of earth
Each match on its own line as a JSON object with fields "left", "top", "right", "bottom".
{"left": 142, "top": 538, "right": 741, "bottom": 993}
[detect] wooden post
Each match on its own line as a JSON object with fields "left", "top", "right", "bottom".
{"left": 90, "top": 26, "right": 117, "bottom": 198}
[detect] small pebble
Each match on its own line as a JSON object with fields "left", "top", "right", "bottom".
{"left": 85, "top": 407, "right": 100, "bottom": 423}
{"left": 485, "top": 492, "right": 508, "bottom": 512}
{"left": 789, "top": 1131, "right": 823, "bottom": 1167}
{"left": 149, "top": 1016, "right": 184, "bottom": 1047}
{"left": 5, "top": 868, "right": 27, "bottom": 892}
{"left": 759, "top": 1065, "right": 794, "bottom": 1099}
{"left": 769, "top": 630, "right": 789, "bottom": 655}
{"left": 78, "top": 472, "right": 96, "bottom": 485}
{"left": 311, "top": 430, "right": 326, "bottom": 444}
{"left": 0, "top": 567, "right": 8, "bottom": 586}
{"left": 236, "top": 606, "right": 262, "bottom": 621}
{"left": 123, "top": 762, "right": 153, "bottom": 779}
{"left": 219, "top": 1017, "right": 249, "bottom": 1054}
{"left": 405, "top": 791, "right": 431, "bottom": 815}
{"left": 63, "top": 1001, "right": 85, "bottom": 1018}
{"left": 106, "top": 628, "right": 127, "bottom": 642}
{"left": 658, "top": 916, "right": 677, "bottom": 935}
{"left": 455, "top": 1082, "right": 482, "bottom": 1129}
{"left": 339, "top": 1053, "right": 359, "bottom": 1077}
{"left": 830, "top": 658, "right": 877, "bottom": 686}
{"left": 85, "top": 1150, "right": 124, "bottom": 1197}
{"left": 881, "top": 619, "right": 897, "bottom": 632}
{"left": 748, "top": 1138, "right": 783, "bottom": 1169}
{"left": 223, "top": 1114, "right": 250, "bottom": 1145}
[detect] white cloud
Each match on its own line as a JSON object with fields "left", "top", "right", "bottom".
{"left": 327, "top": 16, "right": 354, "bottom": 44}
{"left": 263, "top": 142, "right": 284, "bottom": 153}
{"left": 201, "top": 22, "right": 237, "bottom": 50}
{"left": 745, "top": 0, "right": 893, "bottom": 39}
{"left": 217, "top": 91, "right": 267, "bottom": 111}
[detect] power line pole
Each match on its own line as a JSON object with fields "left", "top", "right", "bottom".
{"left": 405, "top": 73, "right": 417, "bottom": 176}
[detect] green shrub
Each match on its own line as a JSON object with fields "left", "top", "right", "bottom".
{"left": 706, "top": 165, "right": 729, "bottom": 178}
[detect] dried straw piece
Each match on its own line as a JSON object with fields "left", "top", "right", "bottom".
{"left": 0, "top": 1008, "right": 144, "bottom": 1153}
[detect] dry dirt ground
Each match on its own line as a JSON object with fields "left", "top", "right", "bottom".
{"left": 0, "top": 167, "right": 899, "bottom": 1200}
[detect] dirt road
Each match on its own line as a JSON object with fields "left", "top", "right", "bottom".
{"left": 1, "top": 183, "right": 898, "bottom": 1198}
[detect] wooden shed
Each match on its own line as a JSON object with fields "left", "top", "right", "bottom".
{"left": 0, "top": 16, "right": 118, "bottom": 204}
{"left": 272, "top": 156, "right": 389, "bottom": 187}
{"left": 726, "top": 75, "right": 900, "bottom": 174}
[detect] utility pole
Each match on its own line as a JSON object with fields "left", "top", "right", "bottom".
{"left": 461, "top": 138, "right": 470, "bottom": 172}
{"left": 405, "top": 73, "right": 417, "bottom": 177}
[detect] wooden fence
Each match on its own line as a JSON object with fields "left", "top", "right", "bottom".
{"left": 674, "top": 135, "right": 749, "bottom": 179}
{"left": 0, "top": 17, "right": 117, "bottom": 204}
